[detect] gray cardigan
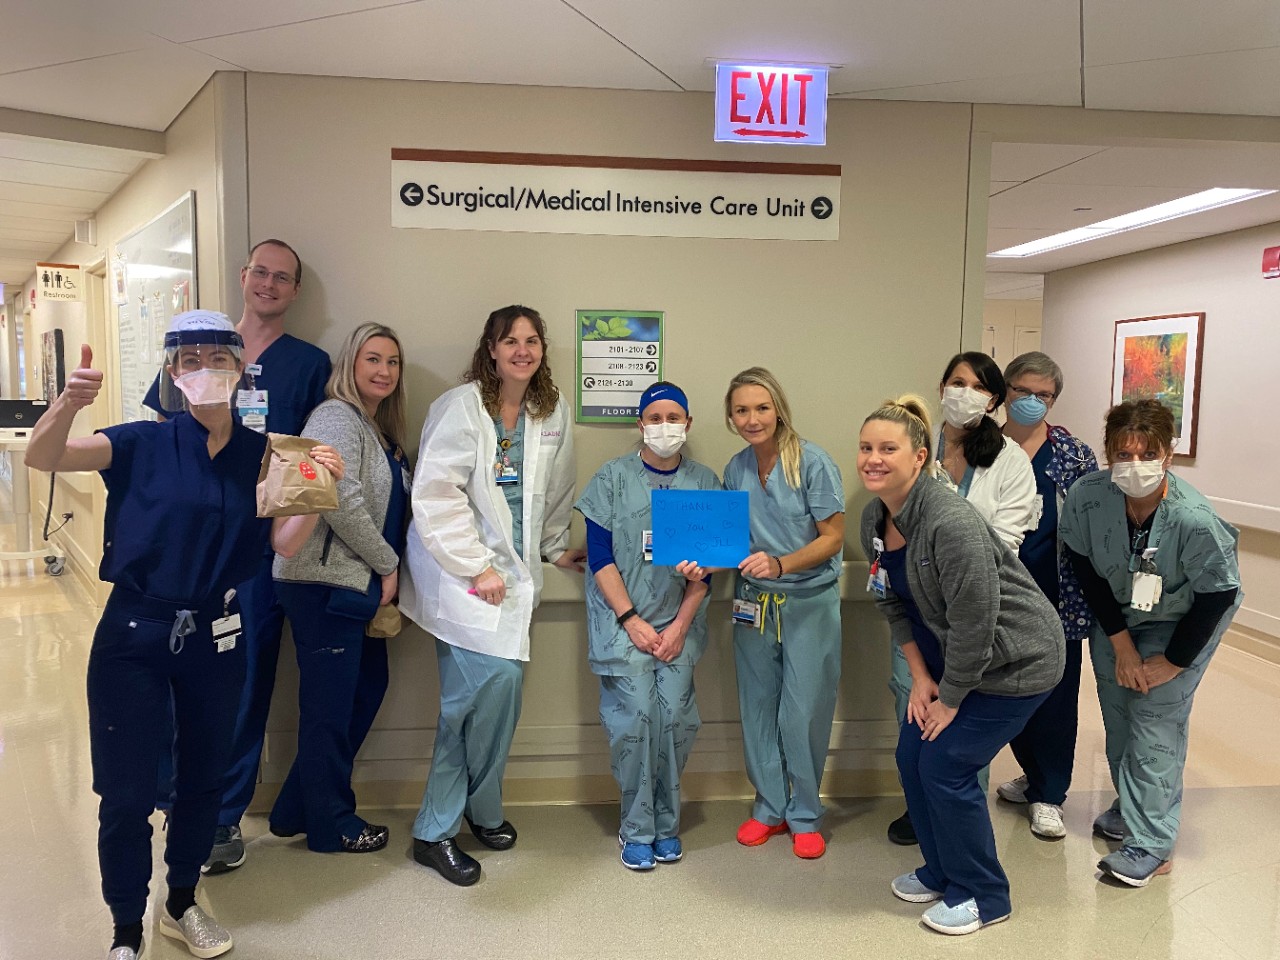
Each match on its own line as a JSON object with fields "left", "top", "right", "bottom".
{"left": 859, "top": 470, "right": 1065, "bottom": 708}
{"left": 273, "top": 399, "right": 401, "bottom": 590}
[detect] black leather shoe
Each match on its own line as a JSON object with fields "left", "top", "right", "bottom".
{"left": 341, "top": 822, "right": 389, "bottom": 853}
{"left": 466, "top": 816, "right": 517, "bottom": 851}
{"left": 887, "top": 810, "right": 918, "bottom": 846}
{"left": 413, "top": 837, "right": 481, "bottom": 886}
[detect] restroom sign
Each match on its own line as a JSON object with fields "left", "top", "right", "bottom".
{"left": 37, "top": 262, "right": 83, "bottom": 302}
{"left": 714, "top": 64, "right": 828, "bottom": 146}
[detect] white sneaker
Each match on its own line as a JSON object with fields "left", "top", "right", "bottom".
{"left": 1029, "top": 802, "right": 1066, "bottom": 839}
{"left": 996, "top": 775, "right": 1029, "bottom": 804}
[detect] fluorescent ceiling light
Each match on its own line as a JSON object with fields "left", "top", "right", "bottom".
{"left": 989, "top": 187, "right": 1277, "bottom": 258}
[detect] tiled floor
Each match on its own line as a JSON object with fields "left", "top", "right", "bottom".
{"left": 1, "top": 511, "right": 1277, "bottom": 959}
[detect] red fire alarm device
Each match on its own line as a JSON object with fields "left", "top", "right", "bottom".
{"left": 1264, "top": 245, "right": 1280, "bottom": 279}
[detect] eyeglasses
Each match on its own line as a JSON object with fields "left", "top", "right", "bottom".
{"left": 1008, "top": 385, "right": 1057, "bottom": 404}
{"left": 247, "top": 265, "right": 297, "bottom": 287}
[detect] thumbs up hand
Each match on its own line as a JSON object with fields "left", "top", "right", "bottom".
{"left": 63, "top": 343, "right": 103, "bottom": 410}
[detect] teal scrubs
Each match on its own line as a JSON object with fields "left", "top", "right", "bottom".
{"left": 412, "top": 412, "right": 531, "bottom": 844}
{"left": 723, "top": 441, "right": 844, "bottom": 833}
{"left": 575, "top": 453, "right": 720, "bottom": 843}
{"left": 1060, "top": 470, "right": 1241, "bottom": 858}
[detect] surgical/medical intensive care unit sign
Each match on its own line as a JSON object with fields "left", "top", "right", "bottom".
{"left": 576, "top": 310, "right": 663, "bottom": 423}
{"left": 391, "top": 150, "right": 841, "bottom": 241}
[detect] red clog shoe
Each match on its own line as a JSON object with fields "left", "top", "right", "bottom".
{"left": 736, "top": 818, "right": 788, "bottom": 846}
{"left": 792, "top": 831, "right": 826, "bottom": 859}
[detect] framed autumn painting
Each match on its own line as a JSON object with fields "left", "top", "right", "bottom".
{"left": 1111, "top": 313, "right": 1204, "bottom": 458}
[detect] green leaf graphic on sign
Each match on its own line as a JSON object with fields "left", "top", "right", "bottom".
{"left": 595, "top": 319, "right": 610, "bottom": 336}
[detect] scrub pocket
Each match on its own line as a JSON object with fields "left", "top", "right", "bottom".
{"left": 325, "top": 576, "right": 380, "bottom": 621}
{"left": 439, "top": 574, "right": 501, "bottom": 631}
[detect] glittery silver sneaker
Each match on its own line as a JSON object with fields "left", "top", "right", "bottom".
{"left": 158, "top": 905, "right": 233, "bottom": 958}
{"left": 107, "top": 940, "right": 143, "bottom": 960}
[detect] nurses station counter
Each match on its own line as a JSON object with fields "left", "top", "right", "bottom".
{"left": 253, "top": 560, "right": 896, "bottom": 812}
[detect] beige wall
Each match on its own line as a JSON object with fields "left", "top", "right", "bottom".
{"left": 1042, "top": 221, "right": 1280, "bottom": 663}
{"left": 242, "top": 73, "right": 980, "bottom": 804}
{"left": 18, "top": 74, "right": 245, "bottom": 597}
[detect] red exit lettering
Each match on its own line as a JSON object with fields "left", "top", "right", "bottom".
{"left": 717, "top": 65, "right": 827, "bottom": 145}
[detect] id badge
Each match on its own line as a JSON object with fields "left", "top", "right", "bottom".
{"left": 732, "top": 598, "right": 762, "bottom": 628}
{"left": 495, "top": 463, "right": 520, "bottom": 485}
{"left": 868, "top": 567, "right": 887, "bottom": 598}
{"left": 1130, "top": 571, "right": 1163, "bottom": 612}
{"left": 212, "top": 613, "right": 242, "bottom": 653}
{"left": 237, "top": 389, "right": 269, "bottom": 434}
{"left": 401, "top": 464, "right": 412, "bottom": 495}
{"left": 643, "top": 530, "right": 653, "bottom": 562}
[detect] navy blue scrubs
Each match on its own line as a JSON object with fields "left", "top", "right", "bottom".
{"left": 147, "top": 334, "right": 331, "bottom": 826}
{"left": 269, "top": 444, "right": 408, "bottom": 849}
{"left": 1010, "top": 441, "right": 1079, "bottom": 807}
{"left": 90, "top": 416, "right": 268, "bottom": 926}
{"left": 880, "top": 545, "right": 1048, "bottom": 923}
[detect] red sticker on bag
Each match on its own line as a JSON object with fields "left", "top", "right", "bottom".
{"left": 299, "top": 461, "right": 317, "bottom": 480}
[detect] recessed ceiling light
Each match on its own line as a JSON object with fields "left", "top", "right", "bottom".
{"left": 990, "top": 188, "right": 1277, "bottom": 258}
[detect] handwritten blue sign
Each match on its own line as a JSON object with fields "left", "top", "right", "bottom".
{"left": 651, "top": 489, "right": 750, "bottom": 567}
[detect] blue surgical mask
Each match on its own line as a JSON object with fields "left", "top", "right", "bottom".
{"left": 1008, "top": 394, "right": 1048, "bottom": 426}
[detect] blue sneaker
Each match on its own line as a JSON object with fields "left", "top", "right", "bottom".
{"left": 618, "top": 835, "right": 656, "bottom": 871}
{"left": 891, "top": 871, "right": 943, "bottom": 903}
{"left": 921, "top": 898, "right": 1008, "bottom": 936}
{"left": 653, "top": 837, "right": 683, "bottom": 863}
{"left": 1098, "top": 845, "right": 1172, "bottom": 887}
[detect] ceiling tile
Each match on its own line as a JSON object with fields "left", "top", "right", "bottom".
{"left": 0, "top": 4, "right": 154, "bottom": 75}
{"left": 0, "top": 198, "right": 95, "bottom": 220}
{"left": 573, "top": 0, "right": 1081, "bottom": 93}
{"left": 1085, "top": 47, "right": 1280, "bottom": 116}
{"left": 987, "top": 182, "right": 1191, "bottom": 231}
{"left": 1084, "top": 0, "right": 1280, "bottom": 66}
{"left": 0, "top": 157, "right": 128, "bottom": 193}
{"left": 0, "top": 136, "right": 149, "bottom": 175}
{"left": 0, "top": 45, "right": 234, "bottom": 131}
{"left": 107, "top": 0, "right": 420, "bottom": 44}
{"left": 989, "top": 144, "right": 1107, "bottom": 183}
{"left": 191, "top": 2, "right": 678, "bottom": 90}
{"left": 0, "top": 180, "right": 109, "bottom": 209}
{"left": 838, "top": 69, "right": 1081, "bottom": 107}
{"left": 1033, "top": 143, "right": 1280, "bottom": 189}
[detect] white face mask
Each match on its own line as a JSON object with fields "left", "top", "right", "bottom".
{"left": 174, "top": 368, "right": 238, "bottom": 407}
{"left": 642, "top": 422, "right": 687, "bottom": 459}
{"left": 1111, "top": 460, "right": 1166, "bottom": 498}
{"left": 941, "top": 385, "right": 991, "bottom": 429}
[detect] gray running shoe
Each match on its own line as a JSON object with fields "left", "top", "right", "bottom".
{"left": 1092, "top": 806, "right": 1125, "bottom": 841}
{"left": 158, "top": 904, "right": 233, "bottom": 958}
{"left": 200, "top": 824, "right": 245, "bottom": 875}
{"left": 1098, "top": 845, "right": 1172, "bottom": 887}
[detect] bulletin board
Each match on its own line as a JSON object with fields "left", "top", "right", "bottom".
{"left": 113, "top": 192, "right": 197, "bottom": 422}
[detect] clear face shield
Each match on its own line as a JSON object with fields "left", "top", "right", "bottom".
{"left": 159, "top": 336, "right": 244, "bottom": 413}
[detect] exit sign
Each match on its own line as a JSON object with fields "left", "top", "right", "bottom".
{"left": 714, "top": 64, "right": 828, "bottom": 146}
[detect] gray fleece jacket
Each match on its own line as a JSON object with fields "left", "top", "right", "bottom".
{"left": 860, "top": 470, "right": 1064, "bottom": 708}
{"left": 273, "top": 399, "right": 403, "bottom": 591}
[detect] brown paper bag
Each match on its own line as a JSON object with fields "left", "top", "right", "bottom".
{"left": 367, "top": 603, "right": 402, "bottom": 638}
{"left": 256, "top": 433, "right": 339, "bottom": 517}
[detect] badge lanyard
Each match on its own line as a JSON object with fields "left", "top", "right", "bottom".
{"left": 1127, "top": 486, "right": 1167, "bottom": 612}
{"left": 494, "top": 429, "right": 519, "bottom": 486}
{"left": 867, "top": 535, "right": 887, "bottom": 598}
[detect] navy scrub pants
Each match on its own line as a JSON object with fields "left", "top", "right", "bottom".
{"left": 88, "top": 589, "right": 245, "bottom": 926}
{"left": 896, "top": 689, "right": 1048, "bottom": 923}
{"left": 216, "top": 561, "right": 288, "bottom": 826}
{"left": 269, "top": 581, "right": 389, "bottom": 850}
{"left": 1007, "top": 630, "right": 1083, "bottom": 806}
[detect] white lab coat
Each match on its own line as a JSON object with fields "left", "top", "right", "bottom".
{"left": 935, "top": 434, "right": 1039, "bottom": 550}
{"left": 400, "top": 383, "right": 575, "bottom": 661}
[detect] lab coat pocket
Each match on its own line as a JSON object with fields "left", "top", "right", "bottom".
{"left": 439, "top": 574, "right": 501, "bottom": 632}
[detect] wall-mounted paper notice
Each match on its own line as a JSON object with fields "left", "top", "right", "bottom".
{"left": 651, "top": 489, "right": 750, "bottom": 567}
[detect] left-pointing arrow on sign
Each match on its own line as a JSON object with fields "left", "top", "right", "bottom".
{"left": 400, "top": 182, "right": 424, "bottom": 206}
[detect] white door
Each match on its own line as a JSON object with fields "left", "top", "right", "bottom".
{"left": 1013, "top": 325, "right": 1041, "bottom": 356}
